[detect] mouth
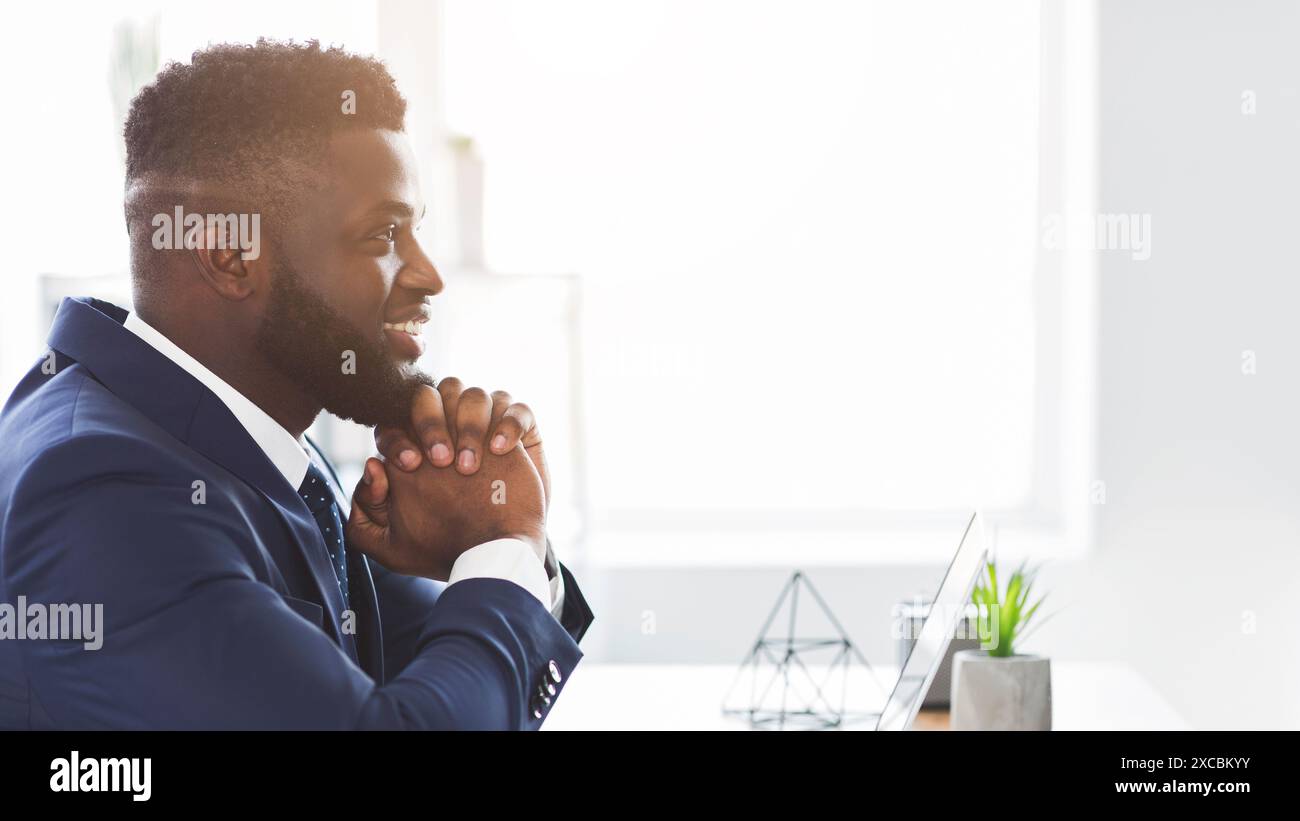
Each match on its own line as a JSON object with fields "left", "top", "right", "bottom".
{"left": 383, "top": 319, "right": 425, "bottom": 335}
{"left": 382, "top": 314, "right": 429, "bottom": 360}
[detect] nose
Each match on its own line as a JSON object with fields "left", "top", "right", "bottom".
{"left": 395, "top": 232, "right": 444, "bottom": 296}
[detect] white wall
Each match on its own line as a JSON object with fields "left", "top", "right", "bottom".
{"left": 1076, "top": 0, "right": 1300, "bottom": 729}
{"left": 575, "top": 0, "right": 1300, "bottom": 730}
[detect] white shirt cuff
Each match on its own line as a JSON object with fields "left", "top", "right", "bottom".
{"left": 447, "top": 538, "right": 551, "bottom": 612}
{"left": 545, "top": 541, "right": 566, "bottom": 620}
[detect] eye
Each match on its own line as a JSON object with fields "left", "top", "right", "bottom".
{"left": 369, "top": 225, "right": 397, "bottom": 243}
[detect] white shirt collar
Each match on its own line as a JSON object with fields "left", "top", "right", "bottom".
{"left": 123, "top": 310, "right": 312, "bottom": 490}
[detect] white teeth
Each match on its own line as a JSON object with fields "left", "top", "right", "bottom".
{"left": 384, "top": 320, "right": 422, "bottom": 336}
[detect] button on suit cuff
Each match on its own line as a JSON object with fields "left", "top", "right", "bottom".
{"left": 447, "top": 538, "right": 551, "bottom": 611}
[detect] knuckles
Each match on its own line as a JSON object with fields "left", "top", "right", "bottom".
{"left": 458, "top": 386, "right": 489, "bottom": 405}
{"left": 435, "top": 376, "right": 464, "bottom": 391}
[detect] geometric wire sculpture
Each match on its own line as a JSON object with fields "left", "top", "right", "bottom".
{"left": 721, "top": 570, "right": 888, "bottom": 730}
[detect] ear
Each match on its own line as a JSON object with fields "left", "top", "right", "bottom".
{"left": 189, "top": 220, "right": 263, "bottom": 301}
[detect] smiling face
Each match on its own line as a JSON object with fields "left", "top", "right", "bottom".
{"left": 253, "top": 128, "right": 444, "bottom": 427}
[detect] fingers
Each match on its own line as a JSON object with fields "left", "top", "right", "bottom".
{"left": 352, "top": 457, "right": 390, "bottom": 525}
{"left": 375, "top": 383, "right": 455, "bottom": 471}
{"left": 410, "top": 384, "right": 454, "bottom": 468}
{"left": 374, "top": 424, "right": 422, "bottom": 472}
{"left": 453, "top": 387, "right": 492, "bottom": 474}
{"left": 489, "top": 396, "right": 536, "bottom": 455}
{"left": 347, "top": 458, "right": 394, "bottom": 565}
{"left": 431, "top": 378, "right": 534, "bottom": 473}
{"left": 487, "top": 390, "right": 513, "bottom": 453}
{"left": 436, "top": 376, "right": 464, "bottom": 437}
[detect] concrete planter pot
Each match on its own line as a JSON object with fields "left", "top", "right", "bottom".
{"left": 950, "top": 649, "right": 1052, "bottom": 730}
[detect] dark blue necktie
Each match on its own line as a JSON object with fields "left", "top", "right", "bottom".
{"left": 297, "top": 462, "right": 350, "bottom": 610}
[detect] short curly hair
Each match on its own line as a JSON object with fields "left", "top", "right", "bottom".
{"left": 124, "top": 37, "right": 406, "bottom": 230}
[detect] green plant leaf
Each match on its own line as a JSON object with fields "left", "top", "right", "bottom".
{"left": 1019, "top": 592, "right": 1047, "bottom": 635}
{"left": 969, "top": 558, "right": 1052, "bottom": 656}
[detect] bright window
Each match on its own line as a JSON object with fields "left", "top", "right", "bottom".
{"left": 442, "top": 1, "right": 1050, "bottom": 561}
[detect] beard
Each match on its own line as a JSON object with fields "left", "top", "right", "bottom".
{"left": 253, "top": 263, "right": 434, "bottom": 428}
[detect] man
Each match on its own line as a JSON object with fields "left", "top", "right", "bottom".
{"left": 0, "top": 39, "right": 592, "bottom": 729}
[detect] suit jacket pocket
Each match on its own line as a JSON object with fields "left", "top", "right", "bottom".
{"left": 280, "top": 594, "right": 325, "bottom": 632}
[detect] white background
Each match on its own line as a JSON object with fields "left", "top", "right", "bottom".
{"left": 0, "top": 0, "right": 1295, "bottom": 729}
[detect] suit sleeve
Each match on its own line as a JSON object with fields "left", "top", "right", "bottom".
{"left": 373, "top": 552, "right": 595, "bottom": 680}
{"left": 556, "top": 561, "right": 595, "bottom": 644}
{"left": 1, "top": 437, "right": 581, "bottom": 730}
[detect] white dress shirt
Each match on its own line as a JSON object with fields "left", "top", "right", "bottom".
{"left": 122, "top": 311, "right": 564, "bottom": 620}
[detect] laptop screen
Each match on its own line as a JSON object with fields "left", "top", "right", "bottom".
{"left": 875, "top": 512, "right": 988, "bottom": 731}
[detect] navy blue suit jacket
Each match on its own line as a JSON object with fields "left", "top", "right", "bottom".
{"left": 0, "top": 297, "right": 593, "bottom": 729}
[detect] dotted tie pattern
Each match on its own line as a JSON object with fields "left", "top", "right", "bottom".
{"left": 297, "top": 462, "right": 350, "bottom": 610}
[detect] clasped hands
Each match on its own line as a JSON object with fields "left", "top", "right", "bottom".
{"left": 344, "top": 378, "right": 549, "bottom": 582}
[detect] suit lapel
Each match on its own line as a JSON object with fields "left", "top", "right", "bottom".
{"left": 48, "top": 297, "right": 359, "bottom": 664}
{"left": 187, "top": 397, "right": 357, "bottom": 661}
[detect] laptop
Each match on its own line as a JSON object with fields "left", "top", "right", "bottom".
{"left": 874, "top": 511, "right": 989, "bottom": 731}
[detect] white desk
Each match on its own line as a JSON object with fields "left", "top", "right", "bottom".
{"left": 543, "top": 661, "right": 1189, "bottom": 730}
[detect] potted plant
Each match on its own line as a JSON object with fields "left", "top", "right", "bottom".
{"left": 950, "top": 560, "right": 1053, "bottom": 730}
